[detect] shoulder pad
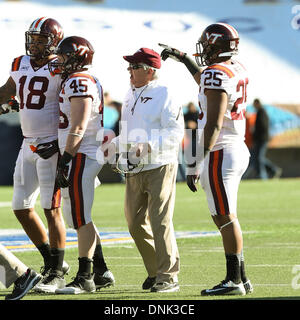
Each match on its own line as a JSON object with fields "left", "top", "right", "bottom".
{"left": 205, "top": 64, "right": 235, "bottom": 79}
{"left": 11, "top": 56, "right": 24, "bottom": 72}
{"left": 68, "top": 73, "right": 96, "bottom": 83}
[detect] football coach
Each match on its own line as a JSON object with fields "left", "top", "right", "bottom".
{"left": 103, "top": 47, "right": 184, "bottom": 293}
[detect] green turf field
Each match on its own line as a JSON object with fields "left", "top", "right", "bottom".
{"left": 0, "top": 178, "right": 300, "bottom": 301}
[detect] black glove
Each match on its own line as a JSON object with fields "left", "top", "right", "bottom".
{"left": 7, "top": 99, "right": 19, "bottom": 112}
{"left": 35, "top": 140, "right": 59, "bottom": 159}
{"left": 186, "top": 175, "right": 198, "bottom": 192}
{"left": 159, "top": 43, "right": 186, "bottom": 62}
{"left": 56, "top": 151, "right": 73, "bottom": 188}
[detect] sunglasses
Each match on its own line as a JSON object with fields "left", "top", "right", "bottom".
{"left": 129, "top": 63, "right": 146, "bottom": 70}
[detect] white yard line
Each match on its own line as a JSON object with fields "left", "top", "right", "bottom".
{"left": 0, "top": 202, "right": 11, "bottom": 207}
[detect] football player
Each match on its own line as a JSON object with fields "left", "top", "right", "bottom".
{"left": 160, "top": 23, "right": 253, "bottom": 296}
{"left": 46, "top": 36, "right": 114, "bottom": 294}
{"left": 0, "top": 17, "right": 69, "bottom": 293}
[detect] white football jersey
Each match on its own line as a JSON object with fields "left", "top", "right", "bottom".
{"left": 198, "top": 60, "right": 249, "bottom": 151}
{"left": 58, "top": 71, "right": 104, "bottom": 160}
{"left": 10, "top": 55, "right": 61, "bottom": 138}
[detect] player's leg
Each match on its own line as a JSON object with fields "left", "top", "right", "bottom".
{"left": 55, "top": 154, "right": 105, "bottom": 294}
{"left": 146, "top": 163, "right": 180, "bottom": 293}
{"left": 14, "top": 208, "right": 49, "bottom": 248}
{"left": 43, "top": 206, "right": 67, "bottom": 273}
{"left": 38, "top": 153, "right": 68, "bottom": 274}
{"left": 12, "top": 143, "right": 51, "bottom": 269}
{"left": 200, "top": 146, "right": 251, "bottom": 295}
{"left": 92, "top": 223, "right": 115, "bottom": 289}
{"left": 33, "top": 155, "right": 69, "bottom": 293}
{"left": 213, "top": 214, "right": 243, "bottom": 285}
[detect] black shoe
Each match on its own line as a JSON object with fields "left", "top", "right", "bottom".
{"left": 40, "top": 264, "right": 51, "bottom": 277}
{"left": 40, "top": 260, "right": 70, "bottom": 277}
{"left": 142, "top": 276, "right": 156, "bottom": 290}
{"left": 201, "top": 279, "right": 246, "bottom": 296}
{"left": 94, "top": 270, "right": 115, "bottom": 290}
{"left": 5, "top": 269, "right": 42, "bottom": 300}
{"left": 56, "top": 274, "right": 96, "bottom": 294}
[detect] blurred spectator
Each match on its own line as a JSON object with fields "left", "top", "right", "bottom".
{"left": 103, "top": 91, "right": 120, "bottom": 130}
{"left": 104, "top": 91, "right": 113, "bottom": 106}
{"left": 184, "top": 102, "right": 198, "bottom": 130}
{"left": 251, "top": 98, "right": 282, "bottom": 179}
{"left": 111, "top": 101, "right": 122, "bottom": 136}
{"left": 244, "top": 111, "right": 256, "bottom": 150}
{"left": 180, "top": 102, "right": 199, "bottom": 181}
{"left": 184, "top": 102, "right": 199, "bottom": 162}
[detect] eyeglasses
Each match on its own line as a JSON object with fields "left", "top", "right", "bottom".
{"left": 129, "top": 63, "right": 146, "bottom": 70}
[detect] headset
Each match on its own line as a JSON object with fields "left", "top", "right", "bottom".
{"left": 112, "top": 151, "right": 144, "bottom": 177}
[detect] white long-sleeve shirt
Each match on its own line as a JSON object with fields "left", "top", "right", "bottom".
{"left": 111, "top": 80, "right": 184, "bottom": 172}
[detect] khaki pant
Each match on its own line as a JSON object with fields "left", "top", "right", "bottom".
{"left": 125, "top": 163, "right": 180, "bottom": 283}
{"left": 0, "top": 243, "right": 27, "bottom": 288}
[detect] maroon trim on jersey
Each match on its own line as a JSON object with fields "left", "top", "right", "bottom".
{"left": 68, "top": 73, "right": 96, "bottom": 83}
{"left": 208, "top": 149, "right": 230, "bottom": 216}
{"left": 206, "top": 64, "right": 235, "bottom": 78}
{"left": 29, "top": 56, "right": 56, "bottom": 72}
{"left": 11, "top": 56, "right": 24, "bottom": 72}
{"left": 69, "top": 153, "right": 86, "bottom": 229}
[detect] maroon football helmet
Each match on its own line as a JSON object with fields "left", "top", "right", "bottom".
{"left": 195, "top": 23, "right": 239, "bottom": 66}
{"left": 25, "top": 17, "right": 64, "bottom": 60}
{"left": 49, "top": 36, "right": 94, "bottom": 76}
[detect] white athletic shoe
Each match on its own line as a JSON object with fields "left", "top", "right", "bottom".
{"left": 150, "top": 282, "right": 179, "bottom": 293}
{"left": 56, "top": 274, "right": 96, "bottom": 294}
{"left": 201, "top": 280, "right": 246, "bottom": 296}
{"left": 243, "top": 279, "right": 254, "bottom": 294}
{"left": 34, "top": 271, "right": 66, "bottom": 293}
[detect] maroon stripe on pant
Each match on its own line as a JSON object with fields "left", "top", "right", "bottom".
{"left": 68, "top": 153, "right": 86, "bottom": 229}
{"left": 51, "top": 153, "right": 61, "bottom": 209}
{"left": 208, "top": 149, "right": 230, "bottom": 215}
{"left": 209, "top": 151, "right": 220, "bottom": 214}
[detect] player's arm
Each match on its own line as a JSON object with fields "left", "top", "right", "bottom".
{"left": 0, "top": 77, "right": 18, "bottom": 115}
{"left": 203, "top": 89, "right": 228, "bottom": 154}
{"left": 0, "top": 77, "right": 16, "bottom": 102}
{"left": 159, "top": 44, "right": 202, "bottom": 85}
{"left": 65, "top": 96, "right": 92, "bottom": 156}
{"left": 56, "top": 97, "right": 92, "bottom": 188}
{"left": 186, "top": 89, "right": 227, "bottom": 193}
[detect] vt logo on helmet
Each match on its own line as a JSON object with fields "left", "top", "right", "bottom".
{"left": 206, "top": 32, "right": 223, "bottom": 44}
{"left": 194, "top": 23, "right": 239, "bottom": 66}
{"left": 72, "top": 44, "right": 90, "bottom": 56}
